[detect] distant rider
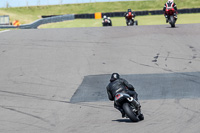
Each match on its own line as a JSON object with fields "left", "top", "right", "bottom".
{"left": 106, "top": 73, "right": 141, "bottom": 118}
{"left": 124, "top": 9, "right": 136, "bottom": 25}
{"left": 102, "top": 15, "right": 112, "bottom": 26}
{"left": 163, "top": 0, "right": 178, "bottom": 23}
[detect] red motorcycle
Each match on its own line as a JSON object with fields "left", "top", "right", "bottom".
{"left": 165, "top": 7, "right": 177, "bottom": 27}
{"left": 125, "top": 12, "right": 138, "bottom": 26}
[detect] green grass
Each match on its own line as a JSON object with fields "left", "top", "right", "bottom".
{"left": 39, "top": 13, "right": 200, "bottom": 28}
{"left": 0, "top": 0, "right": 200, "bottom": 24}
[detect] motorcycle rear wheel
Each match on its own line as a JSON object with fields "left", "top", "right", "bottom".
{"left": 122, "top": 103, "right": 140, "bottom": 122}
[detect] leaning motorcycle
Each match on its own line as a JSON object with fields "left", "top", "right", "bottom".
{"left": 165, "top": 7, "right": 177, "bottom": 27}
{"left": 102, "top": 18, "right": 112, "bottom": 26}
{"left": 114, "top": 93, "right": 144, "bottom": 122}
{"left": 125, "top": 13, "right": 138, "bottom": 26}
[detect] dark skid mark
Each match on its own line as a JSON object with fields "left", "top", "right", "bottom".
{"left": 129, "top": 59, "right": 173, "bottom": 73}
{"left": 70, "top": 72, "right": 200, "bottom": 103}
{"left": 0, "top": 105, "right": 55, "bottom": 126}
{"left": 152, "top": 53, "right": 160, "bottom": 62}
{"left": 189, "top": 46, "right": 194, "bottom": 49}
{"left": 189, "top": 45, "right": 197, "bottom": 52}
{"left": 192, "top": 56, "right": 196, "bottom": 59}
{"left": 0, "top": 90, "right": 69, "bottom": 103}
{"left": 165, "top": 52, "right": 170, "bottom": 61}
{"left": 154, "top": 56, "right": 159, "bottom": 59}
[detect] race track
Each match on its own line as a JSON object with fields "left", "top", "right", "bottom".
{"left": 0, "top": 24, "right": 200, "bottom": 133}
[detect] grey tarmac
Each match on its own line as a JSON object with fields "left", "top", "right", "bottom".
{"left": 0, "top": 24, "right": 200, "bottom": 133}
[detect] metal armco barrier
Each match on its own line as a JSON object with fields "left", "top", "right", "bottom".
{"left": 20, "top": 14, "right": 74, "bottom": 29}
{"left": 0, "top": 14, "right": 74, "bottom": 29}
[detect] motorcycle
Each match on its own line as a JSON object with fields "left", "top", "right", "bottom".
{"left": 102, "top": 18, "right": 112, "bottom": 26}
{"left": 115, "top": 93, "right": 144, "bottom": 122}
{"left": 165, "top": 7, "right": 177, "bottom": 27}
{"left": 125, "top": 12, "right": 138, "bottom": 26}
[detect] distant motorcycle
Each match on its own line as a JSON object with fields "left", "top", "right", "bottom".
{"left": 115, "top": 93, "right": 144, "bottom": 122}
{"left": 125, "top": 12, "right": 138, "bottom": 26}
{"left": 165, "top": 7, "right": 177, "bottom": 27}
{"left": 102, "top": 18, "right": 112, "bottom": 26}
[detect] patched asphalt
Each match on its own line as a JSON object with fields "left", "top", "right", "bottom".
{"left": 70, "top": 72, "right": 200, "bottom": 103}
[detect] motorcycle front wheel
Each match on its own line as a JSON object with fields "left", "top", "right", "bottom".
{"left": 170, "top": 16, "right": 175, "bottom": 28}
{"left": 122, "top": 103, "right": 140, "bottom": 122}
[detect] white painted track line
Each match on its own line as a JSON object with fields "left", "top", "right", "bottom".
{"left": 0, "top": 30, "right": 10, "bottom": 34}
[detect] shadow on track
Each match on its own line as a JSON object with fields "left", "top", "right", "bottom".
{"left": 112, "top": 119, "right": 133, "bottom": 123}
{"left": 166, "top": 26, "right": 179, "bottom": 28}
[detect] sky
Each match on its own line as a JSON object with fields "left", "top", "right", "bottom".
{"left": 0, "top": 0, "right": 142, "bottom": 8}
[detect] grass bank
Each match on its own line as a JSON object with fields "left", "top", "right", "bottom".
{"left": 0, "top": 0, "right": 200, "bottom": 24}
{"left": 39, "top": 13, "right": 200, "bottom": 28}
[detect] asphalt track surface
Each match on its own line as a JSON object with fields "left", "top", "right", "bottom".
{"left": 0, "top": 24, "right": 200, "bottom": 133}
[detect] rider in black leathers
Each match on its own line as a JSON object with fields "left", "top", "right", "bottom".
{"left": 106, "top": 73, "right": 141, "bottom": 117}
{"left": 102, "top": 15, "right": 112, "bottom": 26}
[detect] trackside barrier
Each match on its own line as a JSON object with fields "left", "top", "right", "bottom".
{"left": 0, "top": 14, "right": 74, "bottom": 29}
{"left": 0, "top": 25, "right": 17, "bottom": 29}
{"left": 75, "top": 8, "right": 200, "bottom": 19}
{"left": 19, "top": 14, "right": 74, "bottom": 29}
{"left": 74, "top": 13, "right": 94, "bottom": 19}
{"left": 95, "top": 12, "right": 102, "bottom": 19}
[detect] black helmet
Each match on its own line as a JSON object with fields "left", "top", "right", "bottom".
{"left": 128, "top": 9, "right": 132, "bottom": 12}
{"left": 110, "top": 73, "right": 120, "bottom": 82}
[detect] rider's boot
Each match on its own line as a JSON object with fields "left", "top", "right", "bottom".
{"left": 131, "top": 99, "right": 141, "bottom": 115}
{"left": 165, "top": 15, "right": 168, "bottom": 23}
{"left": 119, "top": 108, "right": 126, "bottom": 118}
{"left": 174, "top": 13, "right": 178, "bottom": 21}
{"left": 132, "top": 99, "right": 141, "bottom": 109}
{"left": 114, "top": 104, "right": 125, "bottom": 118}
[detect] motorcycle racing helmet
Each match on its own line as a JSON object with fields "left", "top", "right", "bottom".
{"left": 128, "top": 9, "right": 132, "bottom": 12}
{"left": 103, "top": 15, "right": 107, "bottom": 19}
{"left": 110, "top": 73, "right": 120, "bottom": 82}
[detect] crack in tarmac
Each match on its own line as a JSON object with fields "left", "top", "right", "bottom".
{"left": 0, "top": 105, "right": 55, "bottom": 127}
{"left": 0, "top": 90, "right": 70, "bottom": 103}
